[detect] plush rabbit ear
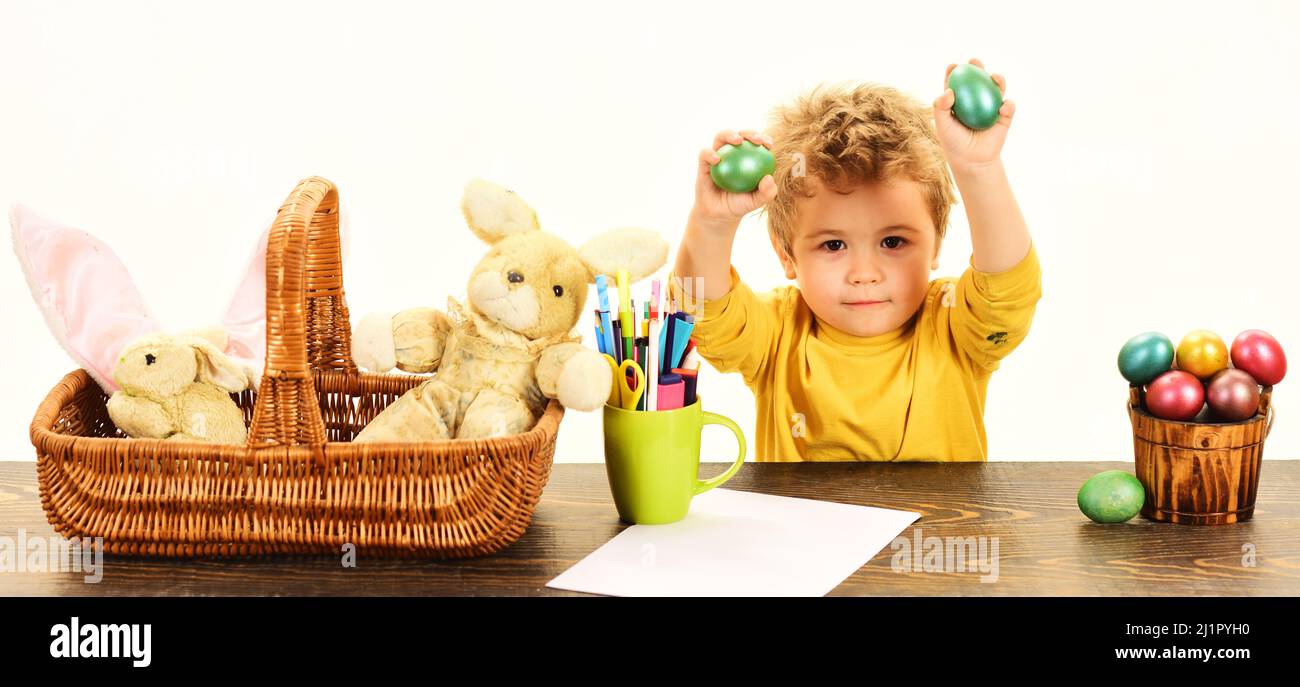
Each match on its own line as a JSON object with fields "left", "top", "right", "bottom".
{"left": 338, "top": 201, "right": 352, "bottom": 265}
{"left": 10, "top": 204, "right": 160, "bottom": 395}
{"left": 579, "top": 228, "right": 669, "bottom": 284}
{"left": 218, "top": 220, "right": 271, "bottom": 387}
{"left": 461, "top": 179, "right": 540, "bottom": 244}
{"left": 188, "top": 336, "right": 250, "bottom": 393}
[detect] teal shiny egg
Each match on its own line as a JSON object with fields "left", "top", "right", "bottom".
{"left": 1118, "top": 332, "right": 1175, "bottom": 386}
{"left": 947, "top": 63, "right": 1003, "bottom": 131}
{"left": 710, "top": 140, "right": 775, "bottom": 193}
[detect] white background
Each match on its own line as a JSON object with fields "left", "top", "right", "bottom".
{"left": 2, "top": 0, "right": 1297, "bottom": 463}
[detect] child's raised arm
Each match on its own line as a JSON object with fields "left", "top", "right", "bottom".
{"left": 932, "top": 59, "right": 1041, "bottom": 369}
{"left": 673, "top": 129, "right": 778, "bottom": 301}
{"left": 932, "top": 58, "right": 1031, "bottom": 274}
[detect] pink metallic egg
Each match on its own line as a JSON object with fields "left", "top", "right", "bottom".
{"left": 1145, "top": 370, "right": 1205, "bottom": 422}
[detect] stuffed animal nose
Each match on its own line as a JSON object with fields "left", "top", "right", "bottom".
{"left": 145, "top": 354, "right": 156, "bottom": 365}
{"left": 507, "top": 270, "right": 524, "bottom": 284}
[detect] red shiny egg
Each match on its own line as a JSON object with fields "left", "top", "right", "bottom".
{"left": 1206, "top": 369, "right": 1261, "bottom": 422}
{"left": 1230, "top": 329, "right": 1287, "bottom": 386}
{"left": 1145, "top": 370, "right": 1205, "bottom": 421}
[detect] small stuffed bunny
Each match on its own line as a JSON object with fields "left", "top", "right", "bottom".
{"left": 352, "top": 179, "right": 668, "bottom": 442}
{"left": 106, "top": 326, "right": 252, "bottom": 443}
{"left": 10, "top": 203, "right": 286, "bottom": 444}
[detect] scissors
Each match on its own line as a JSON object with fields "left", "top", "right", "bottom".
{"left": 602, "top": 354, "right": 645, "bottom": 410}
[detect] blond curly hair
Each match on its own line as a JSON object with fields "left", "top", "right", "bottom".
{"left": 765, "top": 82, "right": 956, "bottom": 257}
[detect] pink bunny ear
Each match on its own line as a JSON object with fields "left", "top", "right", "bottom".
{"left": 338, "top": 202, "right": 352, "bottom": 266}
{"left": 220, "top": 221, "right": 270, "bottom": 387}
{"left": 10, "top": 204, "right": 160, "bottom": 394}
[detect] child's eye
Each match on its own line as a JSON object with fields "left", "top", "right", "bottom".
{"left": 881, "top": 236, "right": 907, "bottom": 250}
{"left": 821, "top": 239, "right": 846, "bottom": 252}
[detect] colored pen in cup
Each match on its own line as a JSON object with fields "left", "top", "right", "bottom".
{"left": 596, "top": 274, "right": 617, "bottom": 359}
{"left": 672, "top": 367, "right": 698, "bottom": 407}
{"left": 647, "top": 309, "right": 660, "bottom": 412}
{"left": 617, "top": 268, "right": 633, "bottom": 362}
{"left": 661, "top": 310, "right": 677, "bottom": 376}
{"left": 667, "top": 313, "right": 694, "bottom": 371}
{"left": 611, "top": 318, "right": 623, "bottom": 364}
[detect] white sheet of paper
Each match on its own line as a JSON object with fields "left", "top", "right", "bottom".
{"left": 547, "top": 488, "right": 921, "bottom": 597}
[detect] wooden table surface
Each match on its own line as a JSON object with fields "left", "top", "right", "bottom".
{"left": 2, "top": 460, "right": 1297, "bottom": 596}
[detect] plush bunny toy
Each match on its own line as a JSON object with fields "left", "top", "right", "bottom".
{"left": 10, "top": 203, "right": 290, "bottom": 444}
{"left": 105, "top": 326, "right": 252, "bottom": 444}
{"left": 352, "top": 180, "right": 668, "bottom": 442}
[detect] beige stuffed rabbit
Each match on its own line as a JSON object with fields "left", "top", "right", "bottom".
{"left": 352, "top": 180, "right": 668, "bottom": 442}
{"left": 106, "top": 327, "right": 252, "bottom": 444}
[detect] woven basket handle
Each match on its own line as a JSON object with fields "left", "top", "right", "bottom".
{"left": 246, "top": 176, "right": 357, "bottom": 452}
{"left": 1261, "top": 385, "right": 1274, "bottom": 439}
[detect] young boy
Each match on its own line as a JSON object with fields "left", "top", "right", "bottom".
{"left": 669, "top": 60, "right": 1041, "bottom": 461}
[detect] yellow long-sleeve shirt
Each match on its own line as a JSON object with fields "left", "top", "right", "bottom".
{"left": 670, "top": 243, "right": 1041, "bottom": 461}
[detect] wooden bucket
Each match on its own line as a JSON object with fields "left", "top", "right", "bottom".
{"left": 1128, "top": 385, "right": 1274, "bottom": 525}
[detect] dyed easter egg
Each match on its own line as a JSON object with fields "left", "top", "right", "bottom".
{"left": 710, "top": 140, "right": 776, "bottom": 193}
{"left": 1206, "top": 368, "right": 1261, "bottom": 422}
{"left": 1175, "top": 330, "right": 1229, "bottom": 381}
{"left": 1078, "top": 470, "right": 1145, "bottom": 523}
{"left": 1230, "top": 329, "right": 1287, "bottom": 386}
{"left": 1145, "top": 370, "right": 1205, "bottom": 421}
{"left": 947, "top": 63, "right": 1004, "bottom": 131}
{"left": 1118, "top": 332, "right": 1175, "bottom": 386}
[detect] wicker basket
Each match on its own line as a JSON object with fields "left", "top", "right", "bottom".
{"left": 1128, "top": 384, "right": 1273, "bottom": 525}
{"left": 28, "top": 176, "right": 563, "bottom": 558}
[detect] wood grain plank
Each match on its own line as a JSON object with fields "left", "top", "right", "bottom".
{"left": 1, "top": 461, "right": 1297, "bottom": 596}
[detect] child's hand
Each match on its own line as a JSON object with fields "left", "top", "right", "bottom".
{"left": 691, "top": 129, "right": 778, "bottom": 233}
{"left": 933, "top": 58, "right": 1015, "bottom": 173}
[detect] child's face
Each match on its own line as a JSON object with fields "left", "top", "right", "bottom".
{"left": 773, "top": 177, "right": 940, "bottom": 338}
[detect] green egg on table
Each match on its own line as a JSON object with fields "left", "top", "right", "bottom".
{"left": 1078, "top": 470, "right": 1145, "bottom": 523}
{"left": 946, "top": 63, "right": 1004, "bottom": 131}
{"left": 710, "top": 140, "right": 775, "bottom": 193}
{"left": 1117, "top": 332, "right": 1175, "bottom": 386}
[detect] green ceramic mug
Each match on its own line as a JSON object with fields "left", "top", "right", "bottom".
{"left": 602, "top": 395, "right": 747, "bottom": 525}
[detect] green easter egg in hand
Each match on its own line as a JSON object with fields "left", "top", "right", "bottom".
{"left": 1117, "top": 332, "right": 1175, "bottom": 386}
{"left": 1078, "top": 470, "right": 1146, "bottom": 523}
{"left": 710, "top": 140, "right": 775, "bottom": 193}
{"left": 947, "top": 63, "right": 1004, "bottom": 131}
